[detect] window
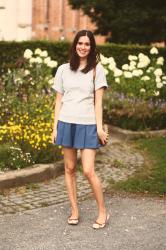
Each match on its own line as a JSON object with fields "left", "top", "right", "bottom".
{"left": 0, "top": 0, "right": 6, "bottom": 9}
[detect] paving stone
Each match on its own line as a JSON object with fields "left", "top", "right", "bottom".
{"left": 0, "top": 138, "right": 145, "bottom": 215}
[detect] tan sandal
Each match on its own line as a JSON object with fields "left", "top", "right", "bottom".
{"left": 92, "top": 214, "right": 110, "bottom": 229}
{"left": 67, "top": 217, "right": 79, "bottom": 225}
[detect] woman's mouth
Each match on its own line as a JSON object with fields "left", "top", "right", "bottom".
{"left": 78, "top": 50, "right": 87, "bottom": 55}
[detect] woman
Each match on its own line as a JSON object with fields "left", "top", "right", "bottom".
{"left": 51, "top": 30, "right": 109, "bottom": 229}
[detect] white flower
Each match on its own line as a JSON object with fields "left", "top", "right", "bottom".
{"left": 154, "top": 68, "right": 163, "bottom": 76}
{"left": 132, "top": 69, "right": 143, "bottom": 77}
{"left": 44, "top": 57, "right": 51, "bottom": 64}
{"left": 157, "top": 57, "right": 164, "bottom": 65}
{"left": 40, "top": 50, "right": 48, "bottom": 57}
{"left": 128, "top": 61, "right": 136, "bottom": 71}
{"left": 162, "top": 76, "right": 166, "bottom": 80}
{"left": 153, "top": 90, "right": 160, "bottom": 96}
{"left": 128, "top": 55, "right": 138, "bottom": 61}
{"left": 24, "top": 70, "right": 30, "bottom": 76}
{"left": 115, "top": 78, "right": 120, "bottom": 83}
{"left": 48, "top": 78, "right": 54, "bottom": 85}
{"left": 47, "top": 60, "right": 58, "bottom": 68}
{"left": 114, "top": 68, "right": 123, "bottom": 77}
{"left": 128, "top": 65, "right": 136, "bottom": 71}
{"left": 29, "top": 57, "right": 36, "bottom": 64}
{"left": 156, "top": 77, "right": 161, "bottom": 83}
{"left": 150, "top": 47, "right": 158, "bottom": 54}
{"left": 138, "top": 69, "right": 144, "bottom": 76}
{"left": 36, "top": 57, "right": 42, "bottom": 64}
{"left": 130, "top": 61, "right": 136, "bottom": 67}
{"left": 138, "top": 54, "right": 150, "bottom": 67}
{"left": 141, "top": 76, "right": 150, "bottom": 81}
{"left": 138, "top": 53, "right": 145, "bottom": 59}
{"left": 34, "top": 48, "right": 42, "bottom": 55}
{"left": 100, "top": 54, "right": 109, "bottom": 65}
{"left": 104, "top": 68, "right": 109, "bottom": 75}
{"left": 132, "top": 70, "right": 140, "bottom": 77}
{"left": 124, "top": 71, "right": 132, "bottom": 78}
{"left": 137, "top": 62, "right": 147, "bottom": 68}
{"left": 146, "top": 67, "right": 154, "bottom": 73}
{"left": 140, "top": 88, "right": 146, "bottom": 93}
{"left": 23, "top": 49, "right": 33, "bottom": 59}
{"left": 122, "top": 64, "right": 129, "bottom": 71}
{"left": 108, "top": 57, "right": 116, "bottom": 65}
{"left": 31, "top": 81, "right": 35, "bottom": 85}
{"left": 108, "top": 62, "right": 116, "bottom": 71}
{"left": 156, "top": 82, "right": 163, "bottom": 88}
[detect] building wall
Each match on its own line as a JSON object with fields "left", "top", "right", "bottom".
{"left": 0, "top": 0, "right": 106, "bottom": 44}
{"left": 0, "top": 0, "right": 32, "bottom": 41}
{"left": 32, "top": 0, "right": 106, "bottom": 44}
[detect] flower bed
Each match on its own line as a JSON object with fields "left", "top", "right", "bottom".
{"left": 101, "top": 47, "right": 166, "bottom": 130}
{"left": 0, "top": 48, "right": 62, "bottom": 171}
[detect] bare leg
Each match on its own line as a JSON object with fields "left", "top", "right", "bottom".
{"left": 63, "top": 147, "right": 79, "bottom": 219}
{"left": 81, "top": 148, "right": 106, "bottom": 223}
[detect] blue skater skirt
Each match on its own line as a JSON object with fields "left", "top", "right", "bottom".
{"left": 54, "top": 120, "right": 102, "bottom": 149}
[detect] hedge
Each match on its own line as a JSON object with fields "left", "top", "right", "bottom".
{"left": 1, "top": 40, "right": 166, "bottom": 74}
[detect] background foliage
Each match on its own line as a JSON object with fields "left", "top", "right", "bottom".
{"left": 69, "top": 0, "right": 166, "bottom": 44}
{"left": 1, "top": 41, "right": 166, "bottom": 75}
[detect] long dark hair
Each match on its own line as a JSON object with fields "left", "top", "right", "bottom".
{"left": 69, "top": 30, "right": 100, "bottom": 73}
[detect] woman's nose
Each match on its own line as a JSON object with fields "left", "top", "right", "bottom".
{"left": 81, "top": 44, "right": 85, "bottom": 49}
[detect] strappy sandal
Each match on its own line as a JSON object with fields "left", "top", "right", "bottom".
{"left": 92, "top": 214, "right": 110, "bottom": 229}
{"left": 67, "top": 217, "right": 79, "bottom": 225}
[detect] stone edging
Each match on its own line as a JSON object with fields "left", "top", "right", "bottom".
{"left": 110, "top": 125, "right": 166, "bottom": 140}
{"left": 0, "top": 161, "right": 64, "bottom": 191}
{"left": 1, "top": 125, "right": 165, "bottom": 190}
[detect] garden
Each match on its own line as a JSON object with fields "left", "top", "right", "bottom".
{"left": 0, "top": 41, "right": 166, "bottom": 173}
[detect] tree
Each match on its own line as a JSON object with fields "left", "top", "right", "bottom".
{"left": 68, "top": 0, "right": 166, "bottom": 44}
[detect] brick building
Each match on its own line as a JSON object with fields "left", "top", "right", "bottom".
{"left": 0, "top": 0, "right": 106, "bottom": 44}
{"left": 32, "top": 0, "right": 106, "bottom": 44}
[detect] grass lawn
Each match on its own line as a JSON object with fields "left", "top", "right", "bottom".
{"left": 107, "top": 136, "right": 166, "bottom": 196}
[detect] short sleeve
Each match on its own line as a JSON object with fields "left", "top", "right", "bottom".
{"left": 51, "top": 65, "right": 64, "bottom": 94}
{"left": 95, "top": 63, "right": 108, "bottom": 91}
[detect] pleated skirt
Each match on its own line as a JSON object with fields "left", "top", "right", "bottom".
{"left": 54, "top": 120, "right": 102, "bottom": 149}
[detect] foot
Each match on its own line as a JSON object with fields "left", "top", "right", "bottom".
{"left": 67, "top": 211, "right": 79, "bottom": 225}
{"left": 95, "top": 212, "right": 107, "bottom": 224}
{"left": 92, "top": 213, "right": 110, "bottom": 229}
{"left": 68, "top": 217, "right": 79, "bottom": 225}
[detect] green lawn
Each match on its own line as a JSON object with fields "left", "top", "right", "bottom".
{"left": 107, "top": 136, "right": 166, "bottom": 196}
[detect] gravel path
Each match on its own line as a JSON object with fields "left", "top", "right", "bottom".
{"left": 0, "top": 136, "right": 165, "bottom": 249}
{"left": 0, "top": 195, "right": 165, "bottom": 250}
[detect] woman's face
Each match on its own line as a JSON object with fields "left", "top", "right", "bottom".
{"left": 76, "top": 36, "right": 91, "bottom": 59}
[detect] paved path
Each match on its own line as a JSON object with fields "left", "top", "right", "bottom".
{"left": 0, "top": 136, "right": 165, "bottom": 249}
{"left": 0, "top": 136, "right": 144, "bottom": 215}
{"left": 0, "top": 195, "right": 165, "bottom": 250}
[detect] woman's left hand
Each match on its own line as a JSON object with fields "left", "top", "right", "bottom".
{"left": 97, "top": 129, "right": 108, "bottom": 145}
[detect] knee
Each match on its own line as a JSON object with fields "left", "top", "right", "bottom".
{"left": 83, "top": 168, "right": 95, "bottom": 179}
{"left": 65, "top": 162, "right": 76, "bottom": 175}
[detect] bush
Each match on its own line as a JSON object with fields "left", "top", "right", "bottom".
{"left": 101, "top": 47, "right": 166, "bottom": 101}
{"left": 104, "top": 92, "right": 166, "bottom": 130}
{"left": 0, "top": 40, "right": 70, "bottom": 75}
{"left": 0, "top": 48, "right": 63, "bottom": 170}
{"left": 1, "top": 41, "right": 166, "bottom": 74}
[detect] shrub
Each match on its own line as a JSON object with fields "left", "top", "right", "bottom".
{"left": 101, "top": 46, "right": 166, "bottom": 101}
{"left": 104, "top": 92, "right": 166, "bottom": 130}
{"left": 0, "top": 48, "right": 62, "bottom": 170}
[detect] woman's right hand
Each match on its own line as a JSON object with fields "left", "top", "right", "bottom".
{"left": 51, "top": 129, "right": 57, "bottom": 144}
